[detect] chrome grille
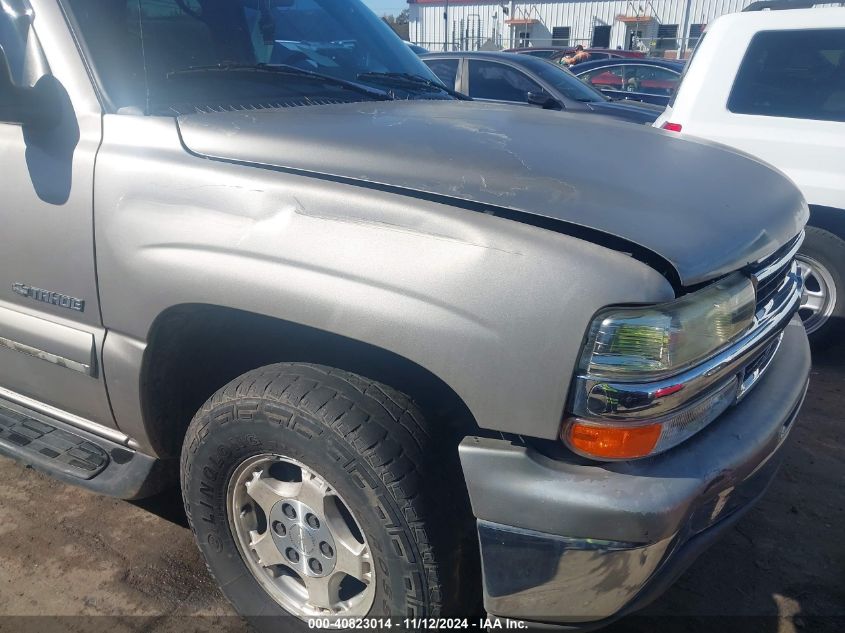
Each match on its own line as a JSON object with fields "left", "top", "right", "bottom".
{"left": 756, "top": 261, "right": 793, "bottom": 311}
{"left": 750, "top": 233, "right": 804, "bottom": 316}
{"left": 735, "top": 231, "right": 805, "bottom": 399}
{"left": 738, "top": 332, "right": 783, "bottom": 400}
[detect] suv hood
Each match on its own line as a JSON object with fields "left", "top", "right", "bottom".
{"left": 177, "top": 100, "right": 807, "bottom": 286}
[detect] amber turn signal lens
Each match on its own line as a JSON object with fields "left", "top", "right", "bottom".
{"left": 566, "top": 421, "right": 662, "bottom": 460}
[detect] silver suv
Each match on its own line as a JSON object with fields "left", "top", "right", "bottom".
{"left": 0, "top": 0, "right": 810, "bottom": 630}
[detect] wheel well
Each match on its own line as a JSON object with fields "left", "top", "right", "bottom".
{"left": 809, "top": 205, "right": 845, "bottom": 242}
{"left": 140, "top": 304, "right": 481, "bottom": 458}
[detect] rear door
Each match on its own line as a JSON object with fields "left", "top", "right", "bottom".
{"left": 678, "top": 26, "right": 845, "bottom": 209}
{"left": 621, "top": 64, "right": 680, "bottom": 105}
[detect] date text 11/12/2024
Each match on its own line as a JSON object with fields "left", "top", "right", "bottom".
{"left": 308, "top": 618, "right": 529, "bottom": 629}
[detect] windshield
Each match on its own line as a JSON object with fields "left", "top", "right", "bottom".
{"left": 63, "top": 0, "right": 446, "bottom": 114}
{"left": 526, "top": 57, "right": 608, "bottom": 103}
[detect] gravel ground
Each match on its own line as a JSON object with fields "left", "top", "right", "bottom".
{"left": 0, "top": 340, "right": 842, "bottom": 633}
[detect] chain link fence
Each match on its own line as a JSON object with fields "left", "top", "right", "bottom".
{"left": 410, "top": 35, "right": 708, "bottom": 58}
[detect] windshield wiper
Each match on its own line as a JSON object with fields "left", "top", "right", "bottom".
{"left": 356, "top": 72, "right": 470, "bottom": 100}
{"left": 167, "top": 63, "right": 394, "bottom": 101}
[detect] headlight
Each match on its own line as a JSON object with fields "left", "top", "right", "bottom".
{"left": 581, "top": 273, "right": 756, "bottom": 380}
{"left": 564, "top": 377, "right": 740, "bottom": 460}
{"left": 563, "top": 273, "right": 757, "bottom": 461}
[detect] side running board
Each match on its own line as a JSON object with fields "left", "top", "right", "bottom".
{"left": 0, "top": 407, "right": 109, "bottom": 479}
{"left": 0, "top": 396, "right": 174, "bottom": 499}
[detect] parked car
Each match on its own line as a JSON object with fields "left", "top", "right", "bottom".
{"left": 656, "top": 6, "right": 845, "bottom": 342}
{"left": 0, "top": 0, "right": 810, "bottom": 630}
{"left": 422, "top": 52, "right": 665, "bottom": 123}
{"left": 506, "top": 46, "right": 646, "bottom": 61}
{"left": 575, "top": 58, "right": 685, "bottom": 106}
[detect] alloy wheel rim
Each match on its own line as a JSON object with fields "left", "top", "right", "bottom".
{"left": 796, "top": 255, "right": 837, "bottom": 335}
{"left": 227, "top": 454, "right": 376, "bottom": 619}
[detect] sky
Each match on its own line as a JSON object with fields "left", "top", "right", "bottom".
{"left": 361, "top": 0, "right": 409, "bottom": 18}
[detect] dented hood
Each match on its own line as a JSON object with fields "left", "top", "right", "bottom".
{"left": 177, "top": 100, "right": 807, "bottom": 286}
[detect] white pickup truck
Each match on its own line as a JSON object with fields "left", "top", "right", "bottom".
{"left": 656, "top": 6, "right": 845, "bottom": 342}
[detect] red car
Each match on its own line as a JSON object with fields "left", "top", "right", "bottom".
{"left": 574, "top": 58, "right": 686, "bottom": 106}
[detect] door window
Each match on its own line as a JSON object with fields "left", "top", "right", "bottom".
{"left": 728, "top": 29, "right": 845, "bottom": 122}
{"left": 688, "top": 23, "right": 706, "bottom": 50}
{"left": 423, "top": 58, "right": 459, "bottom": 89}
{"left": 0, "top": 5, "right": 28, "bottom": 85}
{"left": 592, "top": 25, "right": 611, "bottom": 49}
{"left": 467, "top": 60, "right": 542, "bottom": 102}
{"left": 655, "top": 25, "right": 679, "bottom": 52}
{"left": 624, "top": 65, "right": 680, "bottom": 96}
{"left": 580, "top": 66, "right": 624, "bottom": 91}
{"left": 551, "top": 27, "right": 570, "bottom": 47}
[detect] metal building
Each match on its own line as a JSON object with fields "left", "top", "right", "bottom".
{"left": 407, "top": 0, "right": 834, "bottom": 56}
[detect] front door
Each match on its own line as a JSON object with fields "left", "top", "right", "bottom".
{"left": 0, "top": 1, "right": 114, "bottom": 428}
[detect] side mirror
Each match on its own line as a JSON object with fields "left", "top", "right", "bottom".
{"left": 527, "top": 90, "right": 561, "bottom": 110}
{"left": 0, "top": 45, "right": 60, "bottom": 128}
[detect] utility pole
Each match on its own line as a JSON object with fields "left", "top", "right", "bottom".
{"left": 679, "top": 0, "right": 693, "bottom": 58}
{"left": 444, "top": 0, "right": 449, "bottom": 51}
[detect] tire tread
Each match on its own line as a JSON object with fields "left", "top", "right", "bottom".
{"left": 181, "top": 362, "right": 452, "bottom": 617}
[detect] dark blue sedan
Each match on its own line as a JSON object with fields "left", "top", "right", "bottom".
{"left": 574, "top": 58, "right": 685, "bottom": 106}
{"left": 421, "top": 52, "right": 664, "bottom": 125}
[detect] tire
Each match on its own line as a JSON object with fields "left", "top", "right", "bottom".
{"left": 797, "top": 226, "right": 845, "bottom": 345}
{"left": 181, "top": 363, "right": 473, "bottom": 632}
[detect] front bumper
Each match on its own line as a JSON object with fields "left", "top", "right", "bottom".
{"left": 459, "top": 316, "right": 810, "bottom": 627}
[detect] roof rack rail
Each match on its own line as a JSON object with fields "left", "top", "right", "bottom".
{"left": 743, "top": 0, "right": 820, "bottom": 11}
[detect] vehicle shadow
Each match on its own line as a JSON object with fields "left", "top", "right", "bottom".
{"left": 811, "top": 327, "right": 845, "bottom": 369}
{"left": 130, "top": 484, "right": 190, "bottom": 529}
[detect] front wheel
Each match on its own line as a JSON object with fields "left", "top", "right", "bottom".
{"left": 796, "top": 226, "right": 844, "bottom": 344}
{"left": 181, "top": 363, "right": 470, "bottom": 630}
{"left": 226, "top": 453, "right": 377, "bottom": 618}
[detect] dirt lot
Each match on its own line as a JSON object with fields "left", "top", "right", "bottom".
{"left": 0, "top": 340, "right": 842, "bottom": 633}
